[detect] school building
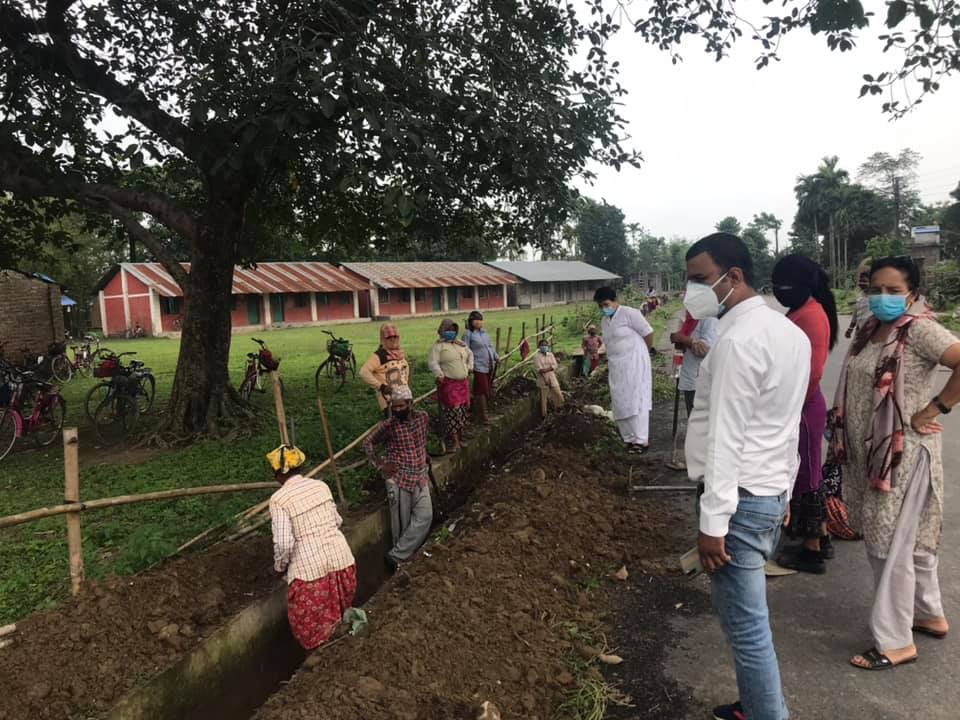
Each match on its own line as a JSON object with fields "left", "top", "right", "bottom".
{"left": 339, "top": 262, "right": 517, "bottom": 319}
{"left": 95, "top": 262, "right": 369, "bottom": 337}
{"left": 485, "top": 260, "right": 620, "bottom": 308}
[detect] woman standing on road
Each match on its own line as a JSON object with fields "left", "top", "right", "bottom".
{"left": 594, "top": 286, "right": 654, "bottom": 454}
{"left": 268, "top": 445, "right": 357, "bottom": 650}
{"left": 771, "top": 254, "right": 839, "bottom": 575}
{"left": 463, "top": 311, "right": 498, "bottom": 425}
{"left": 359, "top": 323, "right": 410, "bottom": 417}
{"left": 829, "top": 256, "right": 960, "bottom": 671}
{"left": 428, "top": 318, "right": 473, "bottom": 452}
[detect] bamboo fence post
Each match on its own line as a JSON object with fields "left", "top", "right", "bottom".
{"left": 541, "top": 312, "right": 546, "bottom": 331}
{"left": 503, "top": 326, "right": 513, "bottom": 371}
{"left": 270, "top": 371, "right": 290, "bottom": 446}
{"left": 521, "top": 321, "right": 526, "bottom": 341}
{"left": 535, "top": 317, "right": 540, "bottom": 335}
{"left": 495, "top": 327, "right": 501, "bottom": 355}
{"left": 63, "top": 428, "right": 84, "bottom": 596}
{"left": 316, "top": 396, "right": 347, "bottom": 507}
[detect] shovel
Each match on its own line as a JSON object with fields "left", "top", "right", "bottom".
{"left": 665, "top": 348, "right": 687, "bottom": 471}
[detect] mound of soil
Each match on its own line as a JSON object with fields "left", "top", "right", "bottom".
{"left": 0, "top": 536, "right": 278, "bottom": 719}
{"left": 255, "top": 405, "right": 695, "bottom": 720}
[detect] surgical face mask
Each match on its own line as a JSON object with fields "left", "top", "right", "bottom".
{"left": 868, "top": 293, "right": 909, "bottom": 323}
{"left": 683, "top": 273, "right": 733, "bottom": 320}
{"left": 601, "top": 306, "right": 616, "bottom": 317}
{"left": 441, "top": 330, "right": 457, "bottom": 341}
{"left": 773, "top": 284, "right": 811, "bottom": 311}
{"left": 539, "top": 345, "right": 549, "bottom": 354}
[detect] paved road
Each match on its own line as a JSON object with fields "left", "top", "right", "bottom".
{"left": 664, "top": 306, "right": 960, "bottom": 720}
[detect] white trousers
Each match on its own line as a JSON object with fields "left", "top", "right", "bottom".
{"left": 867, "top": 449, "right": 944, "bottom": 650}
{"left": 615, "top": 412, "right": 649, "bottom": 445}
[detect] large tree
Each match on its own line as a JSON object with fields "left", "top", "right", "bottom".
{"left": 858, "top": 148, "right": 923, "bottom": 239}
{"left": 575, "top": 197, "right": 632, "bottom": 278}
{"left": 0, "top": 0, "right": 636, "bottom": 438}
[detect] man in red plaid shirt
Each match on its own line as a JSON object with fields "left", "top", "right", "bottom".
{"left": 363, "top": 385, "right": 433, "bottom": 568}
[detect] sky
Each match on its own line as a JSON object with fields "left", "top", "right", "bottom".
{"left": 574, "top": 15, "right": 960, "bottom": 248}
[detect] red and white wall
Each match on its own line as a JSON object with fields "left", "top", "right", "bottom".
{"left": 361, "top": 283, "right": 508, "bottom": 319}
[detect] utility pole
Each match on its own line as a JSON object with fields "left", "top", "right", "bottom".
{"left": 893, "top": 175, "right": 902, "bottom": 241}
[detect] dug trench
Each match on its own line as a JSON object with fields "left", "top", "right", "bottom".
{"left": 0, "top": 373, "right": 712, "bottom": 720}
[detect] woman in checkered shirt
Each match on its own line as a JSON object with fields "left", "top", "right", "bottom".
{"left": 268, "top": 445, "right": 357, "bottom": 650}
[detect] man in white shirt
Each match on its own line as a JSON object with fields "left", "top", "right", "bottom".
{"left": 684, "top": 233, "right": 811, "bottom": 720}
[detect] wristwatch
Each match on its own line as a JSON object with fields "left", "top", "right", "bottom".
{"left": 933, "top": 396, "right": 952, "bottom": 414}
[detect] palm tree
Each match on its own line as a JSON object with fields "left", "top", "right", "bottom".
{"left": 794, "top": 156, "right": 851, "bottom": 285}
{"left": 752, "top": 212, "right": 783, "bottom": 255}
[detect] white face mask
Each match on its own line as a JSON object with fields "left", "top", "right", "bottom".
{"left": 683, "top": 273, "right": 734, "bottom": 319}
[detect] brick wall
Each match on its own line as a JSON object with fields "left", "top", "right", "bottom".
{"left": 0, "top": 270, "right": 65, "bottom": 355}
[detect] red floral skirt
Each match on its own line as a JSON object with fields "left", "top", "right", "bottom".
{"left": 287, "top": 565, "right": 357, "bottom": 650}
{"left": 473, "top": 371, "right": 493, "bottom": 398}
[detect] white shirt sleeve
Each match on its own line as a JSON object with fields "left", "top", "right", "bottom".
{"left": 466, "top": 345, "right": 474, "bottom": 372}
{"left": 427, "top": 342, "right": 443, "bottom": 379}
{"left": 698, "top": 337, "right": 765, "bottom": 537}
{"left": 626, "top": 306, "right": 653, "bottom": 338}
{"left": 270, "top": 502, "right": 295, "bottom": 573}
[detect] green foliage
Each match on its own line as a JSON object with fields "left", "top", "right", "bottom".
{"left": 715, "top": 216, "right": 743, "bottom": 235}
{"left": 926, "top": 260, "right": 960, "bottom": 310}
{"left": 575, "top": 198, "right": 633, "bottom": 277}
{"left": 113, "top": 525, "right": 178, "bottom": 575}
{"left": 864, "top": 234, "right": 906, "bottom": 259}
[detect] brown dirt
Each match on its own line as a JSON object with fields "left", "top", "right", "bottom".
{"left": 254, "top": 401, "right": 696, "bottom": 720}
{"left": 0, "top": 536, "right": 279, "bottom": 720}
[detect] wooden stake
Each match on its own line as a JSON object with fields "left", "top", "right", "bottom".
{"left": 521, "top": 321, "right": 526, "bottom": 341}
{"left": 63, "top": 428, "right": 84, "bottom": 596}
{"left": 270, "top": 371, "right": 289, "bottom": 446}
{"left": 495, "top": 327, "right": 501, "bottom": 355}
{"left": 503, "top": 326, "right": 513, "bottom": 371}
{"left": 0, "top": 624, "right": 16, "bottom": 639}
{"left": 316, "top": 396, "right": 347, "bottom": 507}
{"left": 540, "top": 387, "right": 548, "bottom": 418}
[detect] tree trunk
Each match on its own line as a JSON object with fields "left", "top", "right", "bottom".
{"left": 159, "top": 203, "right": 249, "bottom": 440}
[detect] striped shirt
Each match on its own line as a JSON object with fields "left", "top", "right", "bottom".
{"left": 270, "top": 476, "right": 355, "bottom": 584}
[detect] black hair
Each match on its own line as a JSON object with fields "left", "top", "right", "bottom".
{"left": 593, "top": 286, "right": 617, "bottom": 303}
{"left": 870, "top": 256, "right": 921, "bottom": 292}
{"left": 449, "top": 322, "right": 459, "bottom": 333}
{"left": 772, "top": 254, "right": 839, "bottom": 351}
{"left": 686, "top": 232, "right": 755, "bottom": 287}
{"left": 467, "top": 310, "right": 483, "bottom": 331}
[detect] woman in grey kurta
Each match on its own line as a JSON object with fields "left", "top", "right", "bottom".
{"left": 829, "top": 257, "right": 960, "bottom": 671}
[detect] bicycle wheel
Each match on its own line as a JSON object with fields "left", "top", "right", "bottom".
{"left": 34, "top": 394, "right": 66, "bottom": 447}
{"left": 85, "top": 382, "right": 113, "bottom": 420}
{"left": 315, "top": 360, "right": 330, "bottom": 390}
{"left": 50, "top": 355, "right": 72, "bottom": 384}
{"left": 136, "top": 373, "right": 156, "bottom": 414}
{"left": 239, "top": 375, "right": 256, "bottom": 401}
{"left": 348, "top": 352, "right": 357, "bottom": 378}
{"left": 326, "top": 358, "right": 338, "bottom": 380}
{"left": 94, "top": 395, "right": 138, "bottom": 445}
{"left": 335, "top": 362, "right": 348, "bottom": 392}
{"left": 0, "top": 410, "right": 18, "bottom": 461}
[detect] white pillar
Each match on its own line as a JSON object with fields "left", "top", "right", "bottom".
{"left": 370, "top": 286, "right": 380, "bottom": 318}
{"left": 442, "top": 287, "right": 449, "bottom": 312}
{"left": 149, "top": 289, "right": 162, "bottom": 336}
{"left": 353, "top": 291, "right": 360, "bottom": 318}
{"left": 120, "top": 269, "right": 131, "bottom": 331}
{"left": 502, "top": 284, "right": 508, "bottom": 308}
{"left": 310, "top": 292, "right": 318, "bottom": 322}
{"left": 474, "top": 286, "right": 480, "bottom": 310}
{"left": 99, "top": 290, "right": 109, "bottom": 336}
{"left": 263, "top": 294, "right": 272, "bottom": 325}
{"left": 410, "top": 289, "right": 416, "bottom": 316}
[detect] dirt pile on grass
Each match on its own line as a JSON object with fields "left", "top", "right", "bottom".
{"left": 255, "top": 406, "right": 692, "bottom": 720}
{"left": 0, "top": 536, "right": 278, "bottom": 720}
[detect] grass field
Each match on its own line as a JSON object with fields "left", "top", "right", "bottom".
{"left": 0, "top": 299, "right": 677, "bottom": 624}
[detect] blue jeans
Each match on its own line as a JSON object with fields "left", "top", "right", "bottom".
{"left": 711, "top": 491, "right": 789, "bottom": 720}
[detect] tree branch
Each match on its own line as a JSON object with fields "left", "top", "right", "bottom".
{"left": 104, "top": 202, "right": 190, "bottom": 289}
{"left": 0, "top": 3, "right": 195, "bottom": 155}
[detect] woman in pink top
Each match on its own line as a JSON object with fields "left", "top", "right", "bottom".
{"left": 772, "top": 254, "right": 839, "bottom": 574}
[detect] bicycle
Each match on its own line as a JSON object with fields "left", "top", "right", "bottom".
{"left": 91, "top": 371, "right": 140, "bottom": 446}
{"left": 18, "top": 341, "right": 72, "bottom": 384}
{"left": 85, "top": 352, "right": 156, "bottom": 420}
{"left": 314, "top": 330, "right": 357, "bottom": 392}
{"left": 0, "top": 366, "right": 67, "bottom": 461}
{"left": 238, "top": 337, "right": 282, "bottom": 401}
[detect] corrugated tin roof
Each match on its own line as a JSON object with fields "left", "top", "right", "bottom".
{"left": 486, "top": 260, "right": 620, "bottom": 283}
{"left": 117, "top": 262, "right": 369, "bottom": 297}
{"left": 340, "top": 262, "right": 518, "bottom": 290}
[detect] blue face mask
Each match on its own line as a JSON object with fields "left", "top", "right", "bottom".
{"left": 601, "top": 306, "right": 616, "bottom": 318}
{"left": 539, "top": 345, "right": 549, "bottom": 354}
{"left": 868, "top": 294, "right": 909, "bottom": 322}
{"left": 441, "top": 330, "right": 457, "bottom": 341}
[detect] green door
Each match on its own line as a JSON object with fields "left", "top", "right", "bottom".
{"left": 432, "top": 288, "right": 443, "bottom": 311}
{"left": 447, "top": 287, "right": 459, "bottom": 310}
{"left": 270, "top": 293, "right": 285, "bottom": 322}
{"left": 246, "top": 295, "right": 261, "bottom": 324}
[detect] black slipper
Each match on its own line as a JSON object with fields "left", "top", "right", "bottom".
{"left": 850, "top": 647, "right": 918, "bottom": 671}
{"left": 913, "top": 625, "right": 948, "bottom": 639}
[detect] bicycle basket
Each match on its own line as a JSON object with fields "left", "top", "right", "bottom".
{"left": 94, "top": 357, "right": 119, "bottom": 378}
{"left": 327, "top": 338, "right": 352, "bottom": 358}
{"left": 47, "top": 340, "right": 67, "bottom": 355}
{"left": 259, "top": 349, "right": 280, "bottom": 371}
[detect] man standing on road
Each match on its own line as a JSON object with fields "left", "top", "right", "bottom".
{"left": 684, "top": 233, "right": 811, "bottom": 720}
